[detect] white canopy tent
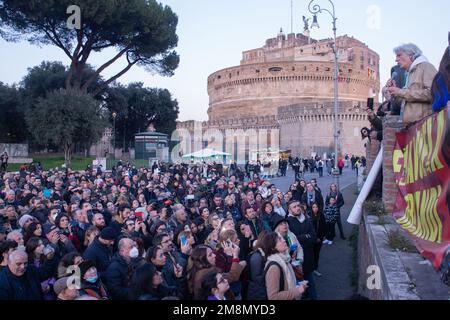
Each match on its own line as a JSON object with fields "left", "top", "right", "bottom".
{"left": 181, "top": 148, "right": 231, "bottom": 161}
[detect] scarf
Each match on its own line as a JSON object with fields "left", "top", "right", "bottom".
{"left": 266, "top": 253, "right": 297, "bottom": 290}
{"left": 275, "top": 230, "right": 304, "bottom": 264}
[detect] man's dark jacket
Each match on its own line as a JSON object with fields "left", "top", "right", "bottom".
{"left": 287, "top": 215, "right": 317, "bottom": 275}
{"left": 83, "top": 237, "right": 113, "bottom": 273}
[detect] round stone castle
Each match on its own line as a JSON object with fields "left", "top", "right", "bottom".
{"left": 177, "top": 30, "right": 381, "bottom": 159}
{"left": 207, "top": 30, "right": 380, "bottom": 121}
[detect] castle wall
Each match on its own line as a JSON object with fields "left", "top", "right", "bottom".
{"left": 278, "top": 102, "right": 368, "bottom": 157}
{"left": 176, "top": 33, "right": 380, "bottom": 162}
{"left": 207, "top": 34, "right": 380, "bottom": 121}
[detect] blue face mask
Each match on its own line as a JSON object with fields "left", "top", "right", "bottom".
{"left": 86, "top": 276, "right": 98, "bottom": 284}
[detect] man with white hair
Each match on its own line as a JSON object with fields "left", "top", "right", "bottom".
{"left": 168, "top": 203, "right": 189, "bottom": 235}
{"left": 6, "top": 230, "right": 24, "bottom": 248}
{"left": 4, "top": 190, "right": 19, "bottom": 209}
{"left": 0, "top": 249, "right": 56, "bottom": 300}
{"left": 104, "top": 238, "right": 138, "bottom": 300}
{"left": 385, "top": 43, "right": 437, "bottom": 126}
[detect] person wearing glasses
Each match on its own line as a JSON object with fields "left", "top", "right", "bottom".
{"left": 146, "top": 245, "right": 187, "bottom": 299}
{"left": 261, "top": 232, "right": 307, "bottom": 300}
{"left": 152, "top": 233, "right": 190, "bottom": 286}
{"left": 129, "top": 263, "right": 179, "bottom": 300}
{"left": 187, "top": 245, "right": 245, "bottom": 300}
{"left": 200, "top": 270, "right": 230, "bottom": 300}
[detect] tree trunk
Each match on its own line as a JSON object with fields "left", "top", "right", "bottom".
{"left": 64, "top": 144, "right": 72, "bottom": 169}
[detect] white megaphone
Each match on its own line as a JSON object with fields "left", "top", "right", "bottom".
{"left": 347, "top": 145, "right": 384, "bottom": 225}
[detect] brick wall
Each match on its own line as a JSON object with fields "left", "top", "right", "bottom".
{"left": 382, "top": 116, "right": 402, "bottom": 213}
{"left": 365, "top": 139, "right": 381, "bottom": 172}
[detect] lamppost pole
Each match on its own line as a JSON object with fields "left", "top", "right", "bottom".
{"left": 123, "top": 117, "right": 127, "bottom": 154}
{"left": 112, "top": 112, "right": 117, "bottom": 161}
{"left": 308, "top": 0, "right": 340, "bottom": 190}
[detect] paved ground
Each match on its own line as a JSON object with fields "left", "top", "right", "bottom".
{"left": 314, "top": 185, "right": 357, "bottom": 300}
{"left": 268, "top": 167, "right": 358, "bottom": 300}
{"left": 267, "top": 167, "right": 449, "bottom": 300}
{"left": 270, "top": 166, "right": 358, "bottom": 194}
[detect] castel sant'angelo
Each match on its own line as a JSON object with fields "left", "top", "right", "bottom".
{"left": 177, "top": 29, "right": 380, "bottom": 161}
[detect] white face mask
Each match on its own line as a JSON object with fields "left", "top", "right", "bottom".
{"left": 129, "top": 247, "right": 139, "bottom": 259}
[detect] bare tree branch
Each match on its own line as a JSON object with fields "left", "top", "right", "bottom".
{"left": 81, "top": 45, "right": 132, "bottom": 92}
{"left": 92, "top": 59, "right": 140, "bottom": 97}
{"left": 41, "top": 27, "right": 73, "bottom": 59}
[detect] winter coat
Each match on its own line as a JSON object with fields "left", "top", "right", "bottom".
{"left": 237, "top": 232, "right": 253, "bottom": 261}
{"left": 393, "top": 56, "right": 437, "bottom": 125}
{"left": 244, "top": 217, "right": 270, "bottom": 238}
{"left": 224, "top": 205, "right": 242, "bottom": 222}
{"left": 262, "top": 211, "right": 281, "bottom": 231}
{"left": 83, "top": 237, "right": 113, "bottom": 273}
{"left": 325, "top": 192, "right": 345, "bottom": 213}
{"left": 264, "top": 259, "right": 298, "bottom": 300}
{"left": 324, "top": 204, "right": 340, "bottom": 224}
{"left": 0, "top": 256, "right": 57, "bottom": 300}
{"left": 432, "top": 71, "right": 450, "bottom": 112}
{"left": 287, "top": 215, "right": 316, "bottom": 275}
{"left": 301, "top": 190, "right": 324, "bottom": 213}
{"left": 309, "top": 209, "right": 327, "bottom": 241}
{"left": 247, "top": 249, "right": 267, "bottom": 300}
{"left": 104, "top": 254, "right": 130, "bottom": 300}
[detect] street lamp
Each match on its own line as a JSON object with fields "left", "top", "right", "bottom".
{"left": 123, "top": 116, "right": 127, "bottom": 154}
{"left": 112, "top": 112, "right": 117, "bottom": 160}
{"left": 308, "top": 0, "right": 340, "bottom": 189}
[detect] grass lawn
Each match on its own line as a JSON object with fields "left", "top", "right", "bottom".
{"left": 7, "top": 155, "right": 152, "bottom": 172}
{"left": 7, "top": 155, "right": 95, "bottom": 172}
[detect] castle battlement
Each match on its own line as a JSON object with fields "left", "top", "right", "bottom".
{"left": 178, "top": 31, "right": 380, "bottom": 159}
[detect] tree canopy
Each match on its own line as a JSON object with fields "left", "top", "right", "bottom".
{"left": 0, "top": 82, "right": 27, "bottom": 143}
{"left": 21, "top": 60, "right": 103, "bottom": 108}
{"left": 0, "top": 0, "right": 180, "bottom": 96}
{"left": 25, "top": 88, "right": 107, "bottom": 166}
{"left": 105, "top": 82, "right": 178, "bottom": 150}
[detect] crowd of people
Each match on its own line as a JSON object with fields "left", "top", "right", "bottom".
{"left": 0, "top": 158, "right": 348, "bottom": 301}
{"left": 1, "top": 34, "right": 448, "bottom": 301}
{"left": 289, "top": 155, "right": 365, "bottom": 180}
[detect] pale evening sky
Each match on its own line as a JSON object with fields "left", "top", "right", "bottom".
{"left": 0, "top": 0, "right": 449, "bottom": 121}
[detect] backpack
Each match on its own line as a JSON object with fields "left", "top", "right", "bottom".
{"left": 247, "top": 254, "right": 284, "bottom": 300}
